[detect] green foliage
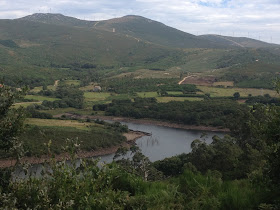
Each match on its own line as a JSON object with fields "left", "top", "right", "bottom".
{"left": 102, "top": 77, "right": 179, "bottom": 93}
{"left": 104, "top": 98, "right": 248, "bottom": 127}
{"left": 245, "top": 95, "right": 280, "bottom": 105}
{"left": 233, "top": 92, "right": 240, "bottom": 100}
{"left": 14, "top": 124, "right": 126, "bottom": 158}
{"left": 188, "top": 135, "right": 244, "bottom": 179}
{"left": 0, "top": 84, "right": 26, "bottom": 152}
{"left": 40, "top": 84, "right": 85, "bottom": 109}
{"left": 0, "top": 39, "right": 19, "bottom": 48}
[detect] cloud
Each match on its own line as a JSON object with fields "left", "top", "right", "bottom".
{"left": 0, "top": 0, "right": 279, "bottom": 43}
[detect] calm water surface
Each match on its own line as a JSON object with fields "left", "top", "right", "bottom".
{"left": 13, "top": 121, "right": 224, "bottom": 178}
{"left": 116, "top": 121, "right": 224, "bottom": 162}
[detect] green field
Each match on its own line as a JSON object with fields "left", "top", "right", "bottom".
{"left": 25, "top": 118, "right": 96, "bottom": 130}
{"left": 60, "top": 80, "right": 81, "bottom": 86}
{"left": 13, "top": 101, "right": 42, "bottom": 108}
{"left": 40, "top": 108, "right": 95, "bottom": 116}
{"left": 157, "top": 97, "right": 203, "bottom": 102}
{"left": 24, "top": 95, "right": 58, "bottom": 101}
{"left": 197, "top": 86, "right": 277, "bottom": 97}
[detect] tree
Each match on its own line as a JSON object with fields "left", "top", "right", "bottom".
{"left": 0, "top": 84, "right": 26, "bottom": 157}
{"left": 233, "top": 92, "right": 240, "bottom": 100}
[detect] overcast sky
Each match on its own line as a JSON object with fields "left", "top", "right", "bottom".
{"left": 1, "top": 0, "right": 280, "bottom": 44}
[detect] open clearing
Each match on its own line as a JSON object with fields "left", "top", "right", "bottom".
{"left": 197, "top": 86, "right": 277, "bottom": 97}
{"left": 25, "top": 95, "right": 57, "bottom": 102}
{"left": 84, "top": 92, "right": 112, "bottom": 102}
{"left": 25, "top": 118, "right": 96, "bottom": 130}
{"left": 157, "top": 97, "right": 203, "bottom": 102}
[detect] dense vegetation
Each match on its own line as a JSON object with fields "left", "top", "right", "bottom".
{"left": 0, "top": 78, "right": 280, "bottom": 209}
{"left": 101, "top": 77, "right": 197, "bottom": 94}
{"left": 96, "top": 98, "right": 248, "bottom": 127}
{"left": 9, "top": 123, "right": 126, "bottom": 158}
{"left": 34, "top": 84, "right": 85, "bottom": 109}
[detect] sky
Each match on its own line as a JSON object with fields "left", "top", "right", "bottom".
{"left": 1, "top": 0, "right": 280, "bottom": 44}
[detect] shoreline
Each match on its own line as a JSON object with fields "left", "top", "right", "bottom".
{"left": 0, "top": 130, "right": 148, "bottom": 168}
{"left": 55, "top": 113, "right": 230, "bottom": 132}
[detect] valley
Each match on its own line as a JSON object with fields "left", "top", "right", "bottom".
{"left": 1, "top": 12, "right": 280, "bottom": 209}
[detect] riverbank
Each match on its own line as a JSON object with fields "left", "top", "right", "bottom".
{"left": 0, "top": 130, "right": 148, "bottom": 168}
{"left": 54, "top": 113, "right": 230, "bottom": 132}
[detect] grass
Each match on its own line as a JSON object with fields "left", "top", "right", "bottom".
{"left": 61, "top": 80, "right": 81, "bottom": 86}
{"left": 39, "top": 107, "right": 96, "bottom": 116}
{"left": 79, "top": 84, "right": 96, "bottom": 91}
{"left": 84, "top": 92, "right": 112, "bottom": 102}
{"left": 25, "top": 118, "right": 95, "bottom": 131}
{"left": 24, "top": 95, "right": 57, "bottom": 102}
{"left": 111, "top": 68, "right": 181, "bottom": 80}
{"left": 156, "top": 97, "right": 203, "bottom": 103}
{"left": 13, "top": 101, "right": 42, "bottom": 108}
{"left": 197, "top": 86, "right": 277, "bottom": 97}
{"left": 137, "top": 92, "right": 158, "bottom": 98}
{"left": 29, "top": 86, "right": 43, "bottom": 93}
{"left": 213, "top": 81, "right": 234, "bottom": 87}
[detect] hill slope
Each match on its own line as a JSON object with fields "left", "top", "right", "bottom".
{"left": 199, "top": 34, "right": 278, "bottom": 48}
{"left": 19, "top": 13, "right": 96, "bottom": 28}
{"left": 17, "top": 14, "right": 225, "bottom": 49}
{"left": 93, "top": 15, "right": 226, "bottom": 49}
{"left": 0, "top": 19, "right": 186, "bottom": 86}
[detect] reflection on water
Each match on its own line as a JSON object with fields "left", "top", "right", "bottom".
{"left": 13, "top": 121, "right": 225, "bottom": 178}
{"left": 121, "top": 121, "right": 224, "bottom": 162}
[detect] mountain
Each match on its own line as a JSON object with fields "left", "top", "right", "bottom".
{"left": 199, "top": 34, "right": 278, "bottom": 48}
{"left": 17, "top": 13, "right": 225, "bottom": 49}
{"left": 1, "top": 13, "right": 279, "bottom": 87}
{"left": 92, "top": 15, "right": 225, "bottom": 49}
{"left": 19, "top": 13, "right": 96, "bottom": 28}
{"left": 17, "top": 13, "right": 278, "bottom": 49}
{"left": 0, "top": 18, "right": 185, "bottom": 86}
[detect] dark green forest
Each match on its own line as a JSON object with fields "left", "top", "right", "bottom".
{"left": 94, "top": 98, "right": 248, "bottom": 127}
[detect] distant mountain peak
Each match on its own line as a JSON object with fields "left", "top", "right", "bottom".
{"left": 18, "top": 13, "right": 95, "bottom": 27}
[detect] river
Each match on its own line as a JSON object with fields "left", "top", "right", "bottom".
{"left": 13, "top": 121, "right": 225, "bottom": 178}
{"left": 97, "top": 121, "right": 224, "bottom": 162}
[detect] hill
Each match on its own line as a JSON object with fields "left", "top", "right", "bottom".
{"left": 0, "top": 18, "right": 185, "bottom": 86}
{"left": 93, "top": 15, "right": 225, "bottom": 49}
{"left": 17, "top": 13, "right": 225, "bottom": 49}
{"left": 19, "top": 13, "right": 96, "bottom": 28}
{"left": 199, "top": 34, "right": 278, "bottom": 48}
{"left": 0, "top": 13, "right": 279, "bottom": 88}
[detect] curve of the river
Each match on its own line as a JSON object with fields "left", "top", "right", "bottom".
{"left": 99, "top": 121, "right": 224, "bottom": 162}
{"left": 13, "top": 121, "right": 225, "bottom": 178}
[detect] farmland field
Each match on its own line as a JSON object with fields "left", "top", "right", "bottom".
{"left": 197, "top": 86, "right": 277, "bottom": 97}
{"left": 24, "top": 95, "right": 58, "bottom": 102}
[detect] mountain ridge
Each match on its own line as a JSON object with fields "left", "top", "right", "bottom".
{"left": 16, "top": 13, "right": 279, "bottom": 49}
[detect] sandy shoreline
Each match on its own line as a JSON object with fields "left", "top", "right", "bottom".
{"left": 55, "top": 113, "right": 230, "bottom": 132}
{"left": 0, "top": 130, "right": 148, "bottom": 168}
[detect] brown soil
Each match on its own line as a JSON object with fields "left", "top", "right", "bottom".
{"left": 0, "top": 130, "right": 148, "bottom": 168}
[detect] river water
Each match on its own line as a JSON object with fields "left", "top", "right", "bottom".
{"left": 98, "top": 121, "right": 224, "bottom": 163}
{"left": 13, "top": 121, "right": 225, "bottom": 178}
